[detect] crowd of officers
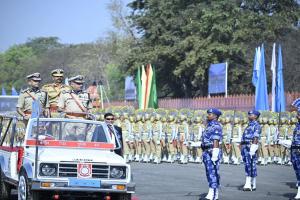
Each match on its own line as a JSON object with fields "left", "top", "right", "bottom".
{"left": 96, "top": 107, "right": 298, "bottom": 166}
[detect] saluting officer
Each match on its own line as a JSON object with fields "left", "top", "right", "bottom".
{"left": 42, "top": 69, "right": 70, "bottom": 117}
{"left": 241, "top": 110, "right": 261, "bottom": 191}
{"left": 57, "top": 75, "right": 92, "bottom": 119}
{"left": 201, "top": 108, "right": 222, "bottom": 200}
{"left": 17, "top": 73, "right": 49, "bottom": 120}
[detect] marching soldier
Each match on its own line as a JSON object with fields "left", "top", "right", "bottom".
{"left": 142, "top": 112, "right": 152, "bottom": 162}
{"left": 161, "top": 114, "right": 168, "bottom": 162}
{"left": 278, "top": 113, "right": 290, "bottom": 165}
{"left": 222, "top": 111, "right": 233, "bottom": 164}
{"left": 57, "top": 75, "right": 92, "bottom": 119}
{"left": 152, "top": 112, "right": 163, "bottom": 164}
{"left": 166, "top": 111, "right": 178, "bottom": 163}
{"left": 201, "top": 108, "right": 222, "bottom": 200}
{"left": 258, "top": 112, "right": 270, "bottom": 165}
{"left": 177, "top": 113, "right": 189, "bottom": 164}
{"left": 231, "top": 113, "right": 243, "bottom": 165}
{"left": 193, "top": 111, "right": 205, "bottom": 163}
{"left": 134, "top": 113, "right": 144, "bottom": 162}
{"left": 241, "top": 110, "right": 261, "bottom": 191}
{"left": 17, "top": 73, "right": 50, "bottom": 121}
{"left": 270, "top": 114, "right": 279, "bottom": 163}
{"left": 42, "top": 69, "right": 70, "bottom": 117}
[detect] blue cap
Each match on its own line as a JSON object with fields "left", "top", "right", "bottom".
{"left": 207, "top": 108, "right": 222, "bottom": 117}
{"left": 248, "top": 110, "right": 260, "bottom": 117}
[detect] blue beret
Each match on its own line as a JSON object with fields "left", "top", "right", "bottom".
{"left": 207, "top": 108, "right": 222, "bottom": 117}
{"left": 248, "top": 110, "right": 260, "bottom": 117}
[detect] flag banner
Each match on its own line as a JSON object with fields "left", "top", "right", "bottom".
{"left": 11, "top": 87, "right": 18, "bottom": 96}
{"left": 252, "top": 47, "right": 261, "bottom": 87}
{"left": 124, "top": 76, "right": 136, "bottom": 100}
{"left": 135, "top": 64, "right": 158, "bottom": 109}
{"left": 271, "top": 43, "right": 276, "bottom": 112}
{"left": 1, "top": 86, "right": 7, "bottom": 95}
{"left": 208, "top": 62, "right": 227, "bottom": 94}
{"left": 255, "top": 44, "right": 269, "bottom": 111}
{"left": 275, "top": 44, "right": 286, "bottom": 112}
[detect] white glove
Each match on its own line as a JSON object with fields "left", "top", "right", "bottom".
{"left": 249, "top": 144, "right": 258, "bottom": 157}
{"left": 278, "top": 139, "right": 292, "bottom": 148}
{"left": 211, "top": 148, "right": 220, "bottom": 162}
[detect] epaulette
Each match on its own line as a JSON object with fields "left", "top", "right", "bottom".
{"left": 61, "top": 90, "right": 71, "bottom": 94}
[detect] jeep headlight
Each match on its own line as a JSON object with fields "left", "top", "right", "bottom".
{"left": 110, "top": 166, "right": 126, "bottom": 179}
{"left": 40, "top": 163, "right": 58, "bottom": 176}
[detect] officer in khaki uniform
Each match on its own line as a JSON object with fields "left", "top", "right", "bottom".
{"left": 166, "top": 112, "right": 178, "bottom": 163}
{"left": 222, "top": 111, "right": 233, "bottom": 164}
{"left": 17, "top": 73, "right": 50, "bottom": 121}
{"left": 57, "top": 75, "right": 92, "bottom": 139}
{"left": 58, "top": 75, "right": 92, "bottom": 119}
{"left": 42, "top": 69, "right": 70, "bottom": 117}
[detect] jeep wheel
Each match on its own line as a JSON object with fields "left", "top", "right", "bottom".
{"left": 18, "top": 173, "right": 40, "bottom": 200}
{"left": 118, "top": 193, "right": 131, "bottom": 200}
{"left": 0, "top": 171, "right": 11, "bottom": 200}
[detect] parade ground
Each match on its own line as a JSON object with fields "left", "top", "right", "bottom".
{"left": 131, "top": 162, "right": 295, "bottom": 200}
{"left": 10, "top": 162, "right": 296, "bottom": 200}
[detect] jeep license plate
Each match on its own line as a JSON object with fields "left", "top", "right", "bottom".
{"left": 68, "top": 178, "right": 101, "bottom": 188}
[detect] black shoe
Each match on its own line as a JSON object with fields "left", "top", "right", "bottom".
{"left": 243, "top": 187, "right": 252, "bottom": 191}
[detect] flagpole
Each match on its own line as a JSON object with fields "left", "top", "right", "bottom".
{"left": 225, "top": 62, "right": 228, "bottom": 98}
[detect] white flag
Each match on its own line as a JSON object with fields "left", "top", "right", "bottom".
{"left": 271, "top": 43, "right": 276, "bottom": 112}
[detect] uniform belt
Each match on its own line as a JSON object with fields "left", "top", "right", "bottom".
{"left": 24, "top": 111, "right": 32, "bottom": 115}
{"left": 201, "top": 144, "right": 213, "bottom": 151}
{"left": 66, "top": 113, "right": 87, "bottom": 118}
{"left": 292, "top": 145, "right": 300, "bottom": 149}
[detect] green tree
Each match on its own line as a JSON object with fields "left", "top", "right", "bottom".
{"left": 126, "top": 0, "right": 300, "bottom": 97}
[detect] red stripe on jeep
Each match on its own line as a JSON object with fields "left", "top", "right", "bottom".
{"left": 25, "top": 139, "right": 114, "bottom": 149}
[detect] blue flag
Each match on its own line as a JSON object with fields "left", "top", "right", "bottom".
{"left": 208, "top": 62, "right": 227, "bottom": 94}
{"left": 1, "top": 86, "right": 7, "bottom": 95}
{"left": 11, "top": 87, "right": 18, "bottom": 96}
{"left": 255, "top": 44, "right": 269, "bottom": 111}
{"left": 275, "top": 45, "right": 286, "bottom": 112}
{"left": 31, "top": 99, "right": 42, "bottom": 118}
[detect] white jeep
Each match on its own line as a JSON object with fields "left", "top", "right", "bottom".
{"left": 0, "top": 115, "right": 135, "bottom": 200}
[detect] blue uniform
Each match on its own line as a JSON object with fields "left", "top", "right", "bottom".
{"left": 291, "top": 122, "right": 300, "bottom": 186}
{"left": 201, "top": 119, "right": 223, "bottom": 189}
{"left": 241, "top": 120, "right": 261, "bottom": 177}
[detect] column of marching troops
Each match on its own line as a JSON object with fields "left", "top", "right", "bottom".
{"left": 95, "top": 107, "right": 297, "bottom": 166}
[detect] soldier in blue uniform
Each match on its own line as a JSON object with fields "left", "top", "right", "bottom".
{"left": 291, "top": 109, "right": 300, "bottom": 199}
{"left": 201, "top": 108, "right": 222, "bottom": 200}
{"left": 241, "top": 110, "right": 261, "bottom": 191}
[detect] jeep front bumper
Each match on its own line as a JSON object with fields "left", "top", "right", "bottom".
{"left": 31, "top": 179, "right": 135, "bottom": 194}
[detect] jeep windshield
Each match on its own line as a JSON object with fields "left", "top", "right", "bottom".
{"left": 25, "top": 118, "right": 114, "bottom": 149}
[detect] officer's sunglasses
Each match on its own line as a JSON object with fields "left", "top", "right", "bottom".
{"left": 105, "top": 117, "right": 114, "bottom": 121}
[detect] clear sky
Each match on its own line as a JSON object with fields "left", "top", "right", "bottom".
{"left": 0, "top": 0, "right": 131, "bottom": 52}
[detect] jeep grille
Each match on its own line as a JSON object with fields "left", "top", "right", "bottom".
{"left": 58, "top": 163, "right": 109, "bottom": 178}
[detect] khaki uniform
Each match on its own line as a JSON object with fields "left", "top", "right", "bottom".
{"left": 152, "top": 120, "right": 163, "bottom": 163}
{"left": 177, "top": 120, "right": 189, "bottom": 163}
{"left": 232, "top": 121, "right": 242, "bottom": 164}
{"left": 58, "top": 90, "right": 92, "bottom": 118}
{"left": 166, "top": 120, "right": 178, "bottom": 162}
{"left": 120, "top": 118, "right": 132, "bottom": 160}
{"left": 222, "top": 122, "right": 232, "bottom": 163}
{"left": 259, "top": 123, "right": 270, "bottom": 164}
{"left": 42, "top": 83, "right": 70, "bottom": 116}
{"left": 279, "top": 123, "right": 289, "bottom": 163}
{"left": 142, "top": 120, "right": 153, "bottom": 162}
{"left": 58, "top": 90, "right": 92, "bottom": 137}
{"left": 134, "top": 120, "right": 144, "bottom": 161}
{"left": 17, "top": 88, "right": 49, "bottom": 115}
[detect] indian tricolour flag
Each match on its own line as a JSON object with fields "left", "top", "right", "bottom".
{"left": 135, "top": 64, "right": 158, "bottom": 109}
